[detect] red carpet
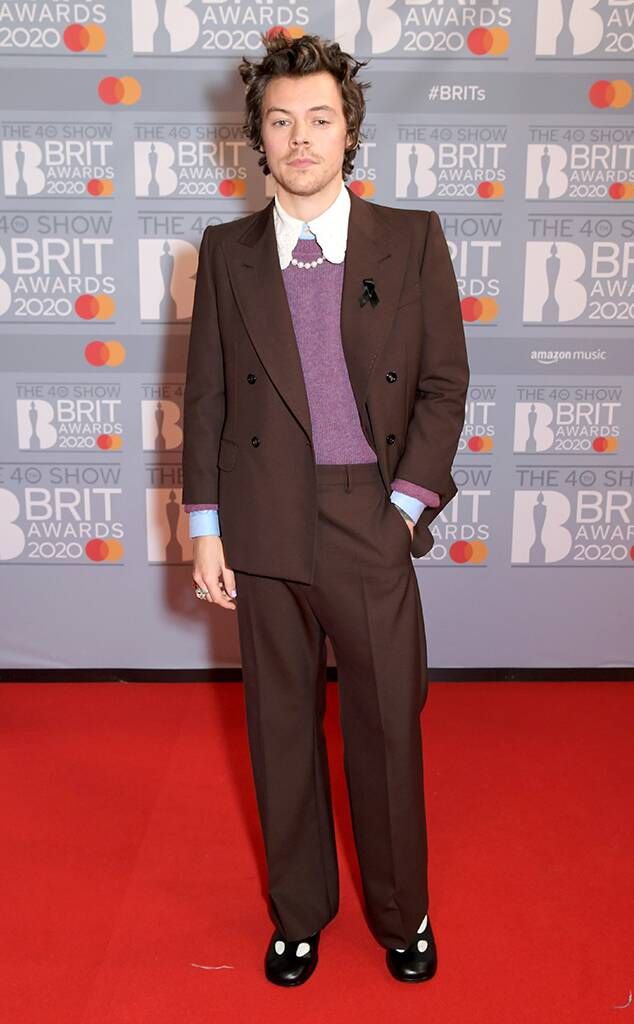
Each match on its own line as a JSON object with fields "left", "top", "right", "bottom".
{"left": 1, "top": 681, "right": 632, "bottom": 1023}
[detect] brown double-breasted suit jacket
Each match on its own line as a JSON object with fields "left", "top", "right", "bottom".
{"left": 181, "top": 186, "right": 470, "bottom": 584}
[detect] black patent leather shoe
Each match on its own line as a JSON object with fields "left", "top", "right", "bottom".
{"left": 264, "top": 928, "right": 321, "bottom": 986}
{"left": 386, "top": 913, "right": 437, "bottom": 983}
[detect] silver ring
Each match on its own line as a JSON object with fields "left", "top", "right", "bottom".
{"left": 194, "top": 587, "right": 209, "bottom": 600}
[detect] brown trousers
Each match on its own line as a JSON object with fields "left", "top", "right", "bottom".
{"left": 234, "top": 461, "right": 430, "bottom": 950}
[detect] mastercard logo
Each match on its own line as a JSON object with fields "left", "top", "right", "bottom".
{"left": 449, "top": 540, "right": 488, "bottom": 564}
{"left": 461, "top": 296, "right": 498, "bottom": 322}
{"left": 219, "top": 179, "right": 247, "bottom": 198}
{"left": 64, "top": 23, "right": 106, "bottom": 53}
{"left": 592, "top": 436, "right": 618, "bottom": 453}
{"left": 85, "top": 538, "right": 124, "bottom": 562}
{"left": 86, "top": 179, "right": 114, "bottom": 197}
{"left": 96, "top": 434, "right": 123, "bottom": 451}
{"left": 348, "top": 180, "right": 375, "bottom": 199}
{"left": 84, "top": 340, "right": 126, "bottom": 366}
{"left": 98, "top": 76, "right": 142, "bottom": 106}
{"left": 75, "top": 294, "right": 115, "bottom": 320}
{"left": 589, "top": 79, "right": 632, "bottom": 108}
{"left": 608, "top": 181, "right": 634, "bottom": 200}
{"left": 264, "top": 25, "right": 305, "bottom": 41}
{"left": 467, "top": 436, "right": 494, "bottom": 452}
{"left": 467, "top": 28, "right": 509, "bottom": 56}
{"left": 477, "top": 181, "right": 505, "bottom": 199}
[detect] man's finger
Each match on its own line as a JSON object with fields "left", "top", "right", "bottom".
{"left": 221, "top": 565, "right": 237, "bottom": 599}
{"left": 202, "top": 573, "right": 236, "bottom": 610}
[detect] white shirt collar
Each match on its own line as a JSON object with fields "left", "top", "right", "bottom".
{"left": 273, "top": 179, "right": 350, "bottom": 269}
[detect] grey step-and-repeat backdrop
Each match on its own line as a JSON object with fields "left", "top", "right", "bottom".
{"left": 1, "top": 2, "right": 632, "bottom": 670}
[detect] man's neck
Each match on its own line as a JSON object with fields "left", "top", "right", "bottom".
{"left": 274, "top": 174, "right": 344, "bottom": 222}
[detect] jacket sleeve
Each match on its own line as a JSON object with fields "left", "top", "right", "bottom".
{"left": 181, "top": 225, "right": 226, "bottom": 506}
{"left": 392, "top": 210, "right": 470, "bottom": 497}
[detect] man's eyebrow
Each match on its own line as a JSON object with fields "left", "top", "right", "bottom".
{"left": 264, "top": 105, "right": 338, "bottom": 116}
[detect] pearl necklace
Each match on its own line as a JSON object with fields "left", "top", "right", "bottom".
{"left": 290, "top": 255, "right": 325, "bottom": 270}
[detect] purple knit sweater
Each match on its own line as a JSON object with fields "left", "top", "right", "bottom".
{"left": 184, "top": 236, "right": 439, "bottom": 513}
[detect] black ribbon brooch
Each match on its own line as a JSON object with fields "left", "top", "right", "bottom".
{"left": 359, "top": 277, "right": 380, "bottom": 308}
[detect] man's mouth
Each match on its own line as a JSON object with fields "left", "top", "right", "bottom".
{"left": 287, "top": 158, "right": 318, "bottom": 168}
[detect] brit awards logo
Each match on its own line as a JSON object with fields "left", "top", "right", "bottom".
{"left": 396, "top": 125, "right": 508, "bottom": 201}
{"left": 137, "top": 228, "right": 205, "bottom": 324}
{"left": 145, "top": 485, "right": 193, "bottom": 564}
{"left": 1, "top": 125, "right": 114, "bottom": 199}
{"left": 134, "top": 121, "right": 251, "bottom": 200}
{"left": 0, "top": 214, "right": 115, "bottom": 323}
{"left": 131, "top": 0, "right": 312, "bottom": 55}
{"left": 512, "top": 466, "right": 634, "bottom": 566}
{"left": 513, "top": 384, "right": 623, "bottom": 455}
{"left": 439, "top": 216, "right": 501, "bottom": 326}
{"left": 335, "top": 0, "right": 511, "bottom": 58}
{"left": 458, "top": 384, "right": 496, "bottom": 454}
{"left": 16, "top": 383, "right": 123, "bottom": 452}
{"left": 536, "top": 0, "right": 634, "bottom": 59}
{"left": 523, "top": 215, "right": 634, "bottom": 326}
{"left": 419, "top": 464, "right": 491, "bottom": 565}
{"left": 0, "top": 462, "right": 124, "bottom": 563}
{"left": 141, "top": 385, "right": 184, "bottom": 451}
{"left": 0, "top": 3, "right": 108, "bottom": 56}
{"left": 525, "top": 126, "right": 634, "bottom": 202}
{"left": 348, "top": 124, "right": 378, "bottom": 199}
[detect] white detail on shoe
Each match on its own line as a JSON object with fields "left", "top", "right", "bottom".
{"left": 417, "top": 938, "right": 429, "bottom": 953}
{"left": 274, "top": 940, "right": 285, "bottom": 955}
{"left": 417, "top": 914, "right": 428, "bottom": 933}
{"left": 296, "top": 942, "right": 311, "bottom": 957}
{"left": 394, "top": 947, "right": 406, "bottom": 953}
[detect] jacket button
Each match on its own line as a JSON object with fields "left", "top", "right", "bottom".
{"left": 247, "top": 373, "right": 256, "bottom": 384}
{"left": 386, "top": 371, "right": 397, "bottom": 382}
{"left": 251, "top": 436, "right": 260, "bottom": 447}
{"left": 386, "top": 433, "right": 396, "bottom": 445}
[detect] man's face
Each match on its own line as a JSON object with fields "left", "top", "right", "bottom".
{"left": 260, "top": 70, "right": 352, "bottom": 197}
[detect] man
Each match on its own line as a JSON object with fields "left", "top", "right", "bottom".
{"left": 181, "top": 32, "right": 469, "bottom": 986}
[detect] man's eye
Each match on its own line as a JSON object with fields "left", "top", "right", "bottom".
{"left": 272, "top": 118, "right": 331, "bottom": 126}
{"left": 272, "top": 119, "right": 289, "bottom": 127}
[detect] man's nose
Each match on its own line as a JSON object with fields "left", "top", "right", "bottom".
{"left": 291, "top": 123, "right": 310, "bottom": 147}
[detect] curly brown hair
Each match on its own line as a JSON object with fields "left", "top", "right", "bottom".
{"left": 239, "top": 32, "right": 371, "bottom": 179}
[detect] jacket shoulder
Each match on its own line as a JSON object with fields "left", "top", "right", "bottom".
{"left": 202, "top": 206, "right": 268, "bottom": 243}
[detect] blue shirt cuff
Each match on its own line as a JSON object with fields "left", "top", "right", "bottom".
{"left": 188, "top": 508, "right": 221, "bottom": 538}
{"left": 390, "top": 489, "right": 425, "bottom": 526}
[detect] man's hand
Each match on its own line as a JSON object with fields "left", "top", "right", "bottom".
{"left": 192, "top": 535, "right": 237, "bottom": 610}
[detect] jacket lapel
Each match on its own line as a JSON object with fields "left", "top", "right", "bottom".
{"left": 223, "top": 187, "right": 407, "bottom": 446}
